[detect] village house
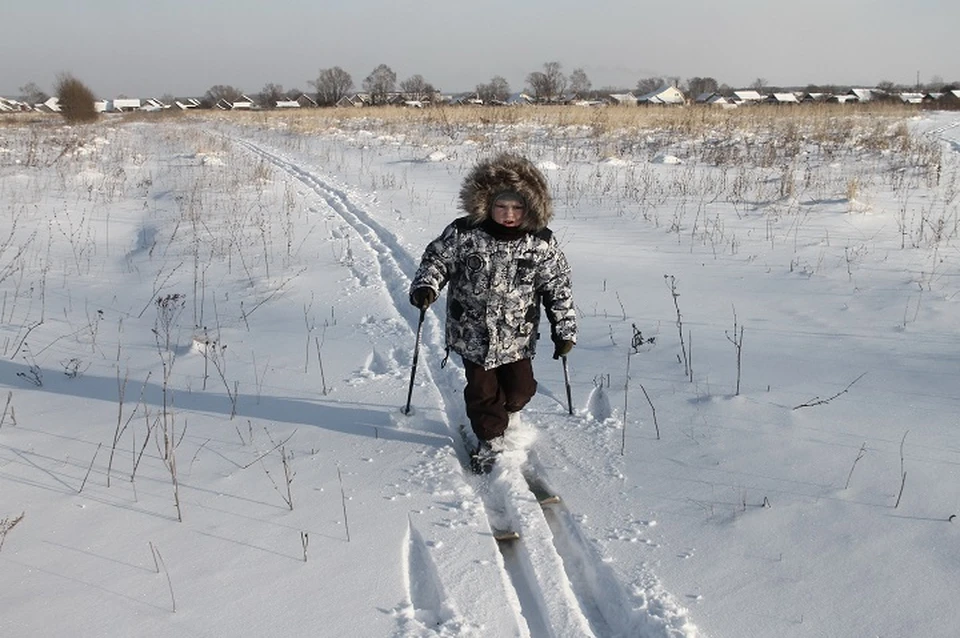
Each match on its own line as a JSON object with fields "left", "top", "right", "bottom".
{"left": 765, "top": 93, "right": 800, "bottom": 105}
{"left": 110, "top": 98, "right": 142, "bottom": 112}
{"left": 731, "top": 90, "right": 765, "bottom": 105}
{"left": 940, "top": 90, "right": 960, "bottom": 108}
{"left": 607, "top": 92, "right": 638, "bottom": 106}
{"left": 695, "top": 92, "right": 735, "bottom": 108}
{"left": 638, "top": 85, "right": 686, "bottom": 105}
{"left": 847, "top": 88, "right": 875, "bottom": 102}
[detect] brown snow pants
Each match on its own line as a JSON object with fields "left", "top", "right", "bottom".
{"left": 463, "top": 357, "right": 537, "bottom": 441}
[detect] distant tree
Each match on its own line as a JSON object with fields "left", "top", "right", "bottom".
{"left": 204, "top": 85, "right": 243, "bottom": 107}
{"left": 597, "top": 85, "right": 631, "bottom": 96}
{"left": 635, "top": 77, "right": 664, "bottom": 96}
{"left": 925, "top": 75, "right": 944, "bottom": 92}
{"left": 685, "top": 77, "right": 719, "bottom": 98}
{"left": 873, "top": 80, "right": 906, "bottom": 102}
{"left": 285, "top": 88, "right": 304, "bottom": 100}
{"left": 310, "top": 67, "right": 354, "bottom": 106}
{"left": 258, "top": 83, "right": 285, "bottom": 108}
{"left": 55, "top": 73, "right": 97, "bottom": 123}
{"left": 476, "top": 76, "right": 511, "bottom": 103}
{"left": 750, "top": 77, "right": 768, "bottom": 93}
{"left": 363, "top": 64, "right": 397, "bottom": 105}
{"left": 19, "top": 82, "right": 48, "bottom": 105}
{"left": 399, "top": 74, "right": 435, "bottom": 101}
{"left": 526, "top": 61, "right": 567, "bottom": 102}
{"left": 569, "top": 68, "right": 591, "bottom": 96}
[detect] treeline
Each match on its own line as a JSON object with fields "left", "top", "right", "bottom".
{"left": 17, "top": 62, "right": 960, "bottom": 116}
{"left": 206, "top": 62, "right": 959, "bottom": 107}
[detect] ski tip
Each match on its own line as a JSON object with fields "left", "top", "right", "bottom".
{"left": 493, "top": 530, "right": 520, "bottom": 542}
{"left": 539, "top": 495, "right": 562, "bottom": 506}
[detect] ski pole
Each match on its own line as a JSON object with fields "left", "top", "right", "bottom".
{"left": 561, "top": 355, "right": 573, "bottom": 416}
{"left": 403, "top": 307, "right": 426, "bottom": 415}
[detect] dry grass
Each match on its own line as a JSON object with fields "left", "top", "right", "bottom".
{"left": 179, "top": 103, "right": 926, "bottom": 166}
{"left": 3, "top": 101, "right": 920, "bottom": 138}
{"left": 210, "top": 102, "right": 917, "bottom": 136}
{"left": 0, "top": 113, "right": 50, "bottom": 128}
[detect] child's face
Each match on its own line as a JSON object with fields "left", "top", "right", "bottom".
{"left": 491, "top": 198, "right": 526, "bottom": 227}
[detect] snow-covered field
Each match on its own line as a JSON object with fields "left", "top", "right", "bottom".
{"left": 1, "top": 108, "right": 959, "bottom": 637}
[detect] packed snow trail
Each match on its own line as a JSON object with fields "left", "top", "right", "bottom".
{"left": 233, "top": 135, "right": 693, "bottom": 638}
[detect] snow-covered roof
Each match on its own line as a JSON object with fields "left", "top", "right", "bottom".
{"left": 571, "top": 100, "right": 605, "bottom": 107}
{"left": 231, "top": 95, "right": 256, "bottom": 109}
{"left": 695, "top": 92, "right": 731, "bottom": 106}
{"left": 506, "top": 92, "right": 536, "bottom": 105}
{"left": 608, "top": 93, "right": 637, "bottom": 106}
{"left": 768, "top": 93, "right": 799, "bottom": 103}
{"left": 112, "top": 98, "right": 141, "bottom": 110}
{"left": 0, "top": 96, "right": 22, "bottom": 111}
{"left": 732, "top": 90, "right": 764, "bottom": 101}
{"left": 638, "top": 86, "right": 685, "bottom": 105}
{"left": 848, "top": 88, "right": 874, "bottom": 101}
{"left": 275, "top": 100, "right": 301, "bottom": 108}
{"left": 40, "top": 96, "right": 61, "bottom": 112}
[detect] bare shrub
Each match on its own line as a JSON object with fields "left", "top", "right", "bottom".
{"left": 55, "top": 73, "right": 98, "bottom": 124}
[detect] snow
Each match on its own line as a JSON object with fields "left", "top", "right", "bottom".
{"left": 651, "top": 154, "right": 682, "bottom": 165}
{"left": 1, "top": 110, "right": 959, "bottom": 637}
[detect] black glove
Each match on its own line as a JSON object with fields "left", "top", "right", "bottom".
{"left": 410, "top": 287, "right": 437, "bottom": 310}
{"left": 552, "top": 339, "right": 574, "bottom": 360}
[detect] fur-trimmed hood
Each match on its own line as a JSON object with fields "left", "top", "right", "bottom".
{"left": 459, "top": 154, "right": 553, "bottom": 232}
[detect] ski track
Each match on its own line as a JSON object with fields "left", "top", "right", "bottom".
{"left": 234, "top": 135, "right": 682, "bottom": 638}
{"left": 403, "top": 521, "right": 455, "bottom": 629}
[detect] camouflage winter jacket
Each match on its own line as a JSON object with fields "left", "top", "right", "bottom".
{"left": 410, "top": 154, "right": 577, "bottom": 369}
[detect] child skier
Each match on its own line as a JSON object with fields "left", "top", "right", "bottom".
{"left": 409, "top": 153, "right": 577, "bottom": 473}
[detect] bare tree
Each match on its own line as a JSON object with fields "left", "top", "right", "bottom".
{"left": 569, "top": 68, "right": 592, "bottom": 96}
{"left": 19, "top": 82, "right": 48, "bottom": 105}
{"left": 750, "top": 77, "right": 768, "bottom": 93}
{"left": 310, "top": 67, "right": 354, "bottom": 106}
{"left": 399, "top": 74, "right": 435, "bottom": 102}
{"left": 55, "top": 73, "right": 97, "bottom": 123}
{"left": 476, "top": 76, "right": 511, "bottom": 103}
{"left": 526, "top": 61, "right": 567, "bottom": 102}
{"left": 258, "top": 83, "right": 285, "bottom": 108}
{"left": 363, "top": 64, "right": 397, "bottom": 105}
{"left": 685, "top": 77, "right": 719, "bottom": 98}
{"left": 636, "top": 77, "right": 664, "bottom": 96}
{"left": 204, "top": 85, "right": 243, "bottom": 107}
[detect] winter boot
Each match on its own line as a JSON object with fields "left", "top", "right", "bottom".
{"left": 470, "top": 438, "right": 501, "bottom": 474}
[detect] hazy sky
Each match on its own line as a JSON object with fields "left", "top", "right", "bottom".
{"left": 3, "top": 0, "right": 958, "bottom": 98}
